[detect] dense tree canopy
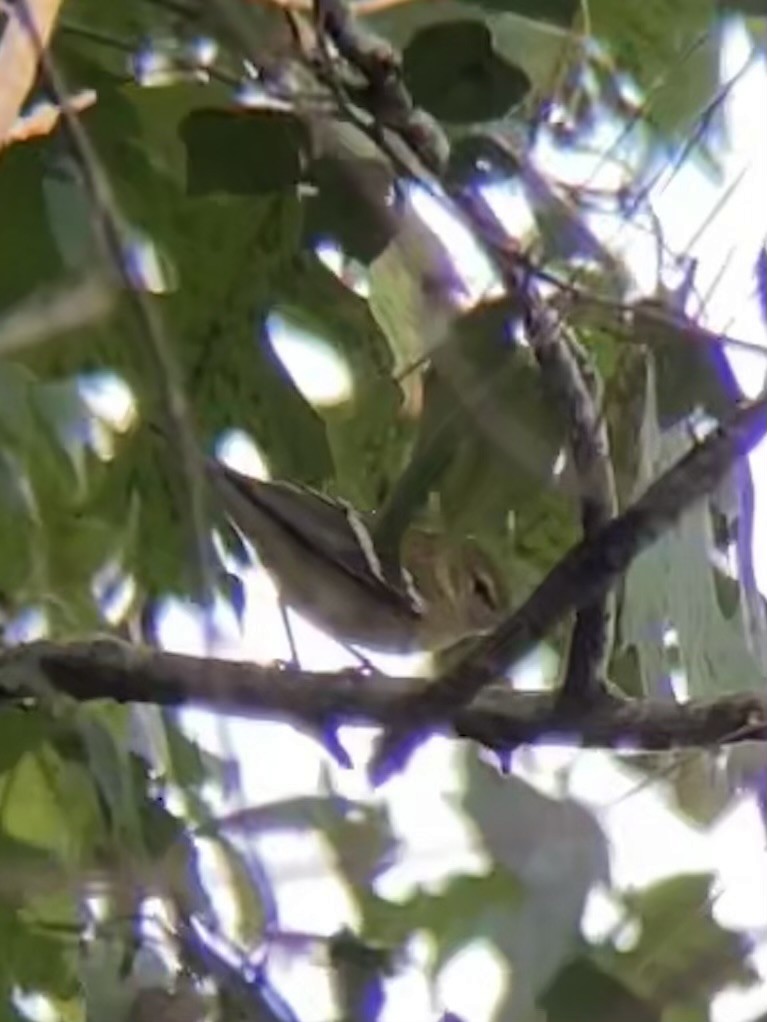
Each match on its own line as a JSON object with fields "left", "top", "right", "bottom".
{"left": 0, "top": 0, "right": 766, "bottom": 1020}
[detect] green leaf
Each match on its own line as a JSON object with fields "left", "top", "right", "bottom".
{"left": 0, "top": 744, "right": 103, "bottom": 863}
{"left": 435, "top": 302, "right": 567, "bottom": 523}
{"left": 632, "top": 299, "right": 741, "bottom": 426}
{"left": 403, "top": 21, "right": 530, "bottom": 124}
{"left": 0, "top": 899, "right": 79, "bottom": 1000}
{"left": 599, "top": 874, "right": 757, "bottom": 1009}
{"left": 459, "top": 0, "right": 577, "bottom": 21}
{"left": 589, "top": 0, "right": 723, "bottom": 140}
{"left": 367, "top": 1, "right": 577, "bottom": 103}
{"left": 180, "top": 109, "right": 308, "bottom": 196}
{"left": 0, "top": 142, "right": 64, "bottom": 313}
{"left": 368, "top": 200, "right": 462, "bottom": 378}
{"left": 79, "top": 935, "right": 135, "bottom": 1022}
{"left": 13, "top": 70, "right": 330, "bottom": 598}
{"left": 303, "top": 154, "right": 396, "bottom": 264}
{"left": 360, "top": 869, "right": 523, "bottom": 969}
{"left": 273, "top": 255, "right": 408, "bottom": 509}
{"left": 73, "top": 705, "right": 143, "bottom": 845}
{"left": 460, "top": 756, "right": 610, "bottom": 1017}
{"left": 0, "top": 710, "right": 53, "bottom": 774}
{"left": 542, "top": 956, "right": 660, "bottom": 1022}
{"left": 619, "top": 423, "right": 764, "bottom": 697}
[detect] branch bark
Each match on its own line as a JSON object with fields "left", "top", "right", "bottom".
{"left": 2, "top": 640, "right": 765, "bottom": 753}
{"left": 456, "top": 180, "right": 618, "bottom": 706}
{"left": 371, "top": 390, "right": 767, "bottom": 780}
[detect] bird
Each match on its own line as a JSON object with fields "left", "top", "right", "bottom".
{"left": 206, "top": 458, "right": 507, "bottom": 653}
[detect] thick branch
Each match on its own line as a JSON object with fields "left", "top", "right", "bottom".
{"left": 1, "top": 641, "right": 765, "bottom": 753}
{"left": 371, "top": 391, "right": 767, "bottom": 781}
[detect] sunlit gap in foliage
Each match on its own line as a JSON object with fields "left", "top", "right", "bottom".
{"left": 216, "top": 428, "right": 271, "bottom": 482}
{"left": 77, "top": 371, "right": 137, "bottom": 459}
{"left": 130, "top": 34, "right": 218, "bottom": 88}
{"left": 235, "top": 80, "right": 293, "bottom": 114}
{"left": 123, "top": 232, "right": 176, "bottom": 295}
{"left": 2, "top": 605, "right": 47, "bottom": 645}
{"left": 437, "top": 941, "right": 506, "bottom": 1022}
{"left": 12, "top": 993, "right": 55, "bottom": 1022}
{"left": 267, "top": 312, "right": 354, "bottom": 407}
{"left": 91, "top": 558, "right": 136, "bottom": 625}
{"left": 315, "top": 238, "right": 370, "bottom": 297}
{"left": 407, "top": 182, "right": 501, "bottom": 307}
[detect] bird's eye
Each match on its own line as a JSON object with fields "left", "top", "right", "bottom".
{"left": 471, "top": 570, "right": 499, "bottom": 611}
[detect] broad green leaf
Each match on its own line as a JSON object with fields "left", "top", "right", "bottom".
{"left": 719, "top": 0, "right": 767, "bottom": 10}
{"left": 73, "top": 705, "right": 142, "bottom": 845}
{"left": 0, "top": 900, "right": 79, "bottom": 1001}
{"left": 180, "top": 109, "right": 308, "bottom": 196}
{"left": 0, "top": 745, "right": 103, "bottom": 863}
{"left": 0, "top": 142, "right": 64, "bottom": 312}
{"left": 12, "top": 64, "right": 331, "bottom": 597}
{"left": 597, "top": 874, "right": 757, "bottom": 1009}
{"left": 542, "top": 956, "right": 660, "bottom": 1022}
{"left": 0, "top": 366, "right": 120, "bottom": 629}
{"left": 632, "top": 299, "right": 742, "bottom": 426}
{"left": 271, "top": 255, "right": 410, "bottom": 510}
{"left": 403, "top": 21, "right": 531, "bottom": 124}
{"left": 359, "top": 868, "right": 523, "bottom": 969}
{"left": 368, "top": 197, "right": 463, "bottom": 379}
{"left": 303, "top": 154, "right": 397, "bottom": 264}
{"left": 619, "top": 423, "right": 764, "bottom": 697}
{"left": 141, "top": 707, "right": 237, "bottom": 797}
{"left": 367, "top": 2, "right": 578, "bottom": 103}
{"left": 435, "top": 303, "right": 567, "bottom": 524}
{"left": 43, "top": 151, "right": 101, "bottom": 271}
{"left": 589, "top": 0, "right": 723, "bottom": 140}
{"left": 369, "top": 296, "right": 575, "bottom": 605}
{"left": 0, "top": 710, "right": 53, "bottom": 775}
{"left": 461, "top": 756, "right": 610, "bottom": 1018}
{"left": 664, "top": 750, "right": 735, "bottom": 825}
{"left": 203, "top": 792, "right": 397, "bottom": 892}
{"left": 459, "top": 0, "right": 577, "bottom": 22}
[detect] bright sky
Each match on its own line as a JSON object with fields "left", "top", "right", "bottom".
{"left": 158, "top": 21, "right": 767, "bottom": 1022}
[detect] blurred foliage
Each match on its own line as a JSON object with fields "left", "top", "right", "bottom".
{"left": 0, "top": 0, "right": 765, "bottom": 1019}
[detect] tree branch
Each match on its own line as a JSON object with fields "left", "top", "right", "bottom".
{"left": 456, "top": 182, "right": 618, "bottom": 707}
{"left": 2, "top": 640, "right": 765, "bottom": 754}
{"left": 310, "top": 0, "right": 620, "bottom": 707}
{"left": 370, "top": 390, "right": 767, "bottom": 781}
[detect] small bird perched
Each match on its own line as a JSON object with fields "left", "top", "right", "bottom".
{"left": 206, "top": 459, "right": 507, "bottom": 652}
